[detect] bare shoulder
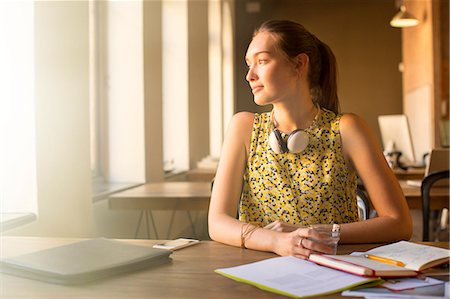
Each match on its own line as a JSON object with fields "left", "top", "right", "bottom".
{"left": 339, "top": 113, "right": 382, "bottom": 155}
{"left": 339, "top": 113, "right": 372, "bottom": 140}
{"left": 227, "top": 111, "right": 255, "bottom": 135}
{"left": 339, "top": 113, "right": 366, "bottom": 131}
{"left": 225, "top": 112, "right": 256, "bottom": 147}
{"left": 231, "top": 111, "right": 255, "bottom": 126}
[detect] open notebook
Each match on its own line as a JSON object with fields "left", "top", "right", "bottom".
{"left": 309, "top": 241, "right": 450, "bottom": 278}
{"left": 215, "top": 256, "right": 381, "bottom": 298}
{"left": 0, "top": 238, "right": 172, "bottom": 285}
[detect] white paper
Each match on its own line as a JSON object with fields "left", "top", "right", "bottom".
{"left": 342, "top": 282, "right": 449, "bottom": 299}
{"left": 381, "top": 277, "right": 443, "bottom": 291}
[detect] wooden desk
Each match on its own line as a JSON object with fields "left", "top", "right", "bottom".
{"left": 1, "top": 237, "right": 448, "bottom": 299}
{"left": 109, "top": 182, "right": 211, "bottom": 239}
{"left": 399, "top": 180, "right": 449, "bottom": 210}
{"left": 185, "top": 168, "right": 216, "bottom": 182}
{"left": 393, "top": 167, "right": 425, "bottom": 180}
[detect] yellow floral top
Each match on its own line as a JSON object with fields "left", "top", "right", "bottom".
{"left": 239, "top": 108, "right": 358, "bottom": 226}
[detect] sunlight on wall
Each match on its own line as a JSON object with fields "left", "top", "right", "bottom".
{"left": 162, "top": 0, "right": 189, "bottom": 172}
{"left": 0, "top": 1, "right": 37, "bottom": 215}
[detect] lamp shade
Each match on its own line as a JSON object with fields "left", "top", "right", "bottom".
{"left": 390, "top": 5, "right": 419, "bottom": 28}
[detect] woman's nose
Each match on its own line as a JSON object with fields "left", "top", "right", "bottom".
{"left": 246, "top": 67, "right": 257, "bottom": 82}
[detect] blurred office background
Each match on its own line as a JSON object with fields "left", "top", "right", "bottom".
{"left": 1, "top": 0, "right": 448, "bottom": 240}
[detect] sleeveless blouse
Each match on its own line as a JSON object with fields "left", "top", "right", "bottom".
{"left": 239, "top": 108, "right": 358, "bottom": 226}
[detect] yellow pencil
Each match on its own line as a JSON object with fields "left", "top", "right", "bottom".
{"left": 365, "top": 254, "right": 405, "bottom": 267}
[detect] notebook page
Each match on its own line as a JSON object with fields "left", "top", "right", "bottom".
{"left": 366, "top": 241, "right": 450, "bottom": 271}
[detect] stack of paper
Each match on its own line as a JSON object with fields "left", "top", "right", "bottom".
{"left": 342, "top": 279, "right": 448, "bottom": 298}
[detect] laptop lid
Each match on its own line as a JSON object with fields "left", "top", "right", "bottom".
{"left": 425, "top": 148, "right": 449, "bottom": 186}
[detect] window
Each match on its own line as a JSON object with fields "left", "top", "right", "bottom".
{"left": 162, "top": 0, "right": 189, "bottom": 173}
{"left": 89, "top": 0, "right": 102, "bottom": 179}
{"left": 0, "top": 0, "right": 38, "bottom": 228}
{"left": 88, "top": 0, "right": 233, "bottom": 188}
{"left": 89, "top": 0, "right": 146, "bottom": 200}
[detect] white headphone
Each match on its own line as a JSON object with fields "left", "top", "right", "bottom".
{"left": 269, "top": 107, "right": 320, "bottom": 154}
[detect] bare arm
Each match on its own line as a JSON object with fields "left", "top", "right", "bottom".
{"left": 338, "top": 114, "right": 412, "bottom": 243}
{"left": 208, "top": 112, "right": 251, "bottom": 247}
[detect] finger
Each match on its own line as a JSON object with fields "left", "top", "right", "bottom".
{"left": 294, "top": 243, "right": 312, "bottom": 259}
{"left": 264, "top": 222, "right": 275, "bottom": 229}
{"left": 303, "top": 237, "right": 336, "bottom": 254}
{"left": 264, "top": 220, "right": 281, "bottom": 230}
{"left": 296, "top": 230, "right": 336, "bottom": 254}
{"left": 296, "top": 227, "right": 333, "bottom": 242}
{"left": 292, "top": 237, "right": 312, "bottom": 258}
{"left": 294, "top": 227, "right": 317, "bottom": 239}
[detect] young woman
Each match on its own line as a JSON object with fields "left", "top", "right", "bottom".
{"left": 208, "top": 20, "right": 412, "bottom": 259}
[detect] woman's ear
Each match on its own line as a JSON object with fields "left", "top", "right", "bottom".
{"left": 295, "top": 53, "right": 309, "bottom": 76}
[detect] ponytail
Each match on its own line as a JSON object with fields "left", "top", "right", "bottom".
{"left": 315, "top": 40, "right": 339, "bottom": 114}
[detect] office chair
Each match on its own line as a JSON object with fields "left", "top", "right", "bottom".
{"left": 356, "top": 187, "right": 371, "bottom": 221}
{"left": 421, "top": 170, "right": 450, "bottom": 241}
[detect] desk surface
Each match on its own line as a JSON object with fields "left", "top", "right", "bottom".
{"left": 185, "top": 168, "right": 216, "bottom": 182}
{"left": 399, "top": 180, "right": 449, "bottom": 209}
{"left": 1, "top": 237, "right": 448, "bottom": 299}
{"left": 393, "top": 167, "right": 425, "bottom": 180}
{"left": 109, "top": 181, "right": 212, "bottom": 211}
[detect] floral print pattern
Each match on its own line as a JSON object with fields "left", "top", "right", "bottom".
{"left": 239, "top": 108, "right": 358, "bottom": 226}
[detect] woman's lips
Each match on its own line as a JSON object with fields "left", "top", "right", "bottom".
{"left": 251, "top": 85, "right": 263, "bottom": 93}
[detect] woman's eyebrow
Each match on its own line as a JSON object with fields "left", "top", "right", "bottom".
{"left": 245, "top": 50, "right": 271, "bottom": 63}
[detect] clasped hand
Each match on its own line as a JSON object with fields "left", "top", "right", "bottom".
{"left": 264, "top": 220, "right": 336, "bottom": 259}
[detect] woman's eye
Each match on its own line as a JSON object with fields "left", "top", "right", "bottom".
{"left": 258, "top": 59, "right": 267, "bottom": 64}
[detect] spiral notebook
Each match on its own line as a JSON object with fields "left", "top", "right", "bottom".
{"left": 0, "top": 238, "right": 172, "bottom": 285}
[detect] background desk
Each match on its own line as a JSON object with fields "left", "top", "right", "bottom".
{"left": 399, "top": 180, "right": 449, "bottom": 209}
{"left": 1, "top": 237, "right": 448, "bottom": 299}
{"left": 393, "top": 167, "right": 425, "bottom": 180}
{"left": 185, "top": 168, "right": 216, "bottom": 181}
{"left": 109, "top": 182, "right": 211, "bottom": 239}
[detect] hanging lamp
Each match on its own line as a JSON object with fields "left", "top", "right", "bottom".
{"left": 390, "top": 4, "right": 419, "bottom": 28}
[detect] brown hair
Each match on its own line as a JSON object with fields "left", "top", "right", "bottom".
{"left": 254, "top": 19, "right": 339, "bottom": 114}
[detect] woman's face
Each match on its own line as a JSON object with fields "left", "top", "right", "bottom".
{"left": 245, "top": 31, "right": 300, "bottom": 106}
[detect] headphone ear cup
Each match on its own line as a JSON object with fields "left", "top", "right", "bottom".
{"left": 269, "top": 130, "right": 287, "bottom": 154}
{"left": 287, "top": 130, "right": 309, "bottom": 153}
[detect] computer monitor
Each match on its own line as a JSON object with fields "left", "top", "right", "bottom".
{"left": 378, "top": 114, "right": 418, "bottom": 167}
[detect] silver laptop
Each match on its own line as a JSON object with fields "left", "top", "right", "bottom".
{"left": 407, "top": 148, "right": 449, "bottom": 187}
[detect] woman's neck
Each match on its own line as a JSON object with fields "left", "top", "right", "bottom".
{"left": 272, "top": 101, "right": 319, "bottom": 133}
